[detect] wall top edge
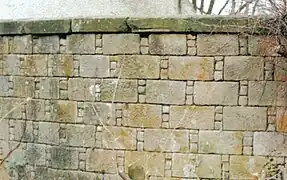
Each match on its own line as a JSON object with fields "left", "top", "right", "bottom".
{"left": 0, "top": 16, "right": 272, "bottom": 35}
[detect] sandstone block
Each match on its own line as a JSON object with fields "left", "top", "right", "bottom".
{"left": 0, "top": 37, "right": 8, "bottom": 53}
{"left": 111, "top": 55, "right": 160, "bottom": 79}
{"left": 230, "top": 156, "right": 266, "bottom": 179}
{"left": 0, "top": 119, "right": 9, "bottom": 140}
{"left": 224, "top": 56, "right": 264, "bottom": 80}
{"left": 197, "top": 34, "right": 239, "bottom": 55}
{"left": 146, "top": 80, "right": 186, "bottom": 105}
{"left": 172, "top": 154, "right": 221, "bottom": 178}
{"left": 0, "top": 76, "right": 9, "bottom": 96}
{"left": 0, "top": 98, "right": 23, "bottom": 119}
{"left": 103, "top": 34, "right": 140, "bottom": 54}
{"left": 125, "top": 151, "right": 164, "bottom": 176}
{"left": 199, "top": 131, "right": 243, "bottom": 154}
{"left": 275, "top": 57, "right": 287, "bottom": 81}
{"left": 13, "top": 120, "right": 34, "bottom": 142}
{"left": 248, "top": 35, "right": 279, "bottom": 56}
{"left": 101, "top": 126, "right": 136, "bottom": 150}
{"left": 25, "top": 99, "right": 45, "bottom": 121}
{"left": 37, "top": 122, "right": 59, "bottom": 145}
{"left": 39, "top": 78, "right": 59, "bottom": 99}
{"left": 248, "top": 81, "right": 287, "bottom": 106}
{"left": 49, "top": 147, "right": 78, "bottom": 170}
{"left": 194, "top": 82, "right": 238, "bottom": 105}
{"left": 223, "top": 107, "right": 267, "bottom": 131}
{"left": 68, "top": 78, "right": 96, "bottom": 101}
{"left": 13, "top": 76, "right": 35, "bottom": 98}
{"left": 33, "top": 36, "right": 59, "bottom": 53}
{"left": 253, "top": 132, "right": 287, "bottom": 156}
{"left": 86, "top": 149, "right": 117, "bottom": 173}
{"left": 144, "top": 129, "right": 189, "bottom": 152}
{"left": 20, "top": 55, "right": 48, "bottom": 76}
{"left": 276, "top": 107, "right": 287, "bottom": 132}
{"left": 169, "top": 106, "right": 214, "bottom": 129}
{"left": 3, "top": 55, "right": 21, "bottom": 75}
{"left": 122, "top": 104, "right": 161, "bottom": 128}
{"left": 63, "top": 124, "right": 95, "bottom": 147}
{"left": 100, "top": 79, "right": 138, "bottom": 102}
{"left": 9, "top": 35, "right": 32, "bottom": 53}
{"left": 50, "top": 100, "right": 77, "bottom": 123}
{"left": 169, "top": 56, "right": 214, "bottom": 80}
{"left": 149, "top": 34, "right": 186, "bottom": 55}
{"left": 78, "top": 55, "right": 110, "bottom": 77}
{"left": 50, "top": 55, "right": 74, "bottom": 77}
{"left": 83, "top": 102, "right": 115, "bottom": 125}
{"left": 67, "top": 34, "right": 95, "bottom": 54}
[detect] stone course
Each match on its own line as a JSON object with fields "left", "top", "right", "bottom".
{"left": 0, "top": 17, "right": 286, "bottom": 180}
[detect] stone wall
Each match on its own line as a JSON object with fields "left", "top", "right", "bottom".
{"left": 0, "top": 17, "right": 286, "bottom": 180}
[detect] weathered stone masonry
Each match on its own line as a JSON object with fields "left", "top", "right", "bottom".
{"left": 0, "top": 17, "right": 287, "bottom": 179}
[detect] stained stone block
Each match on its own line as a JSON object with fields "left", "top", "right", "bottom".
{"left": 13, "top": 76, "right": 35, "bottom": 98}
{"left": 169, "top": 56, "right": 214, "bottom": 80}
{"left": 37, "top": 122, "right": 59, "bottom": 145}
{"left": 25, "top": 99, "right": 45, "bottom": 121}
{"left": 122, "top": 104, "right": 161, "bottom": 128}
{"left": 83, "top": 102, "right": 116, "bottom": 125}
{"left": 13, "top": 120, "right": 34, "bottom": 142}
{"left": 86, "top": 149, "right": 117, "bottom": 173}
{"left": 50, "top": 55, "right": 74, "bottom": 77}
{"left": 78, "top": 55, "right": 110, "bottom": 77}
{"left": 39, "top": 78, "right": 60, "bottom": 99}
{"left": 0, "top": 98, "right": 23, "bottom": 119}
{"left": 0, "top": 119, "right": 9, "bottom": 140}
{"left": 20, "top": 55, "right": 48, "bottom": 76}
{"left": 146, "top": 80, "right": 186, "bottom": 105}
{"left": 67, "top": 34, "right": 95, "bottom": 54}
{"left": 63, "top": 124, "right": 95, "bottom": 147}
{"left": 49, "top": 147, "right": 78, "bottom": 170}
{"left": 3, "top": 55, "right": 21, "bottom": 75}
{"left": 169, "top": 106, "right": 214, "bottom": 129}
{"left": 68, "top": 78, "right": 96, "bottom": 101}
{"left": 199, "top": 131, "right": 243, "bottom": 154}
{"left": 144, "top": 129, "right": 189, "bottom": 152}
{"left": 103, "top": 34, "right": 140, "bottom": 54}
{"left": 50, "top": 100, "right": 77, "bottom": 123}
{"left": 0, "top": 76, "right": 9, "bottom": 96}
{"left": 33, "top": 36, "right": 60, "bottom": 53}
{"left": 248, "top": 35, "right": 279, "bottom": 56}
{"left": 9, "top": 35, "right": 32, "bottom": 53}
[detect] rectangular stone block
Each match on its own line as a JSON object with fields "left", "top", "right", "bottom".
{"left": 50, "top": 55, "right": 74, "bottom": 77}
{"left": 149, "top": 34, "right": 186, "bottom": 55}
{"left": 13, "top": 76, "right": 35, "bottom": 98}
{"left": 0, "top": 37, "right": 8, "bottom": 53}
{"left": 101, "top": 126, "right": 136, "bottom": 150}
{"left": 37, "top": 122, "right": 59, "bottom": 145}
{"left": 169, "top": 106, "right": 214, "bottom": 129}
{"left": 248, "top": 35, "right": 279, "bottom": 56}
{"left": 224, "top": 56, "right": 264, "bottom": 80}
{"left": 197, "top": 34, "right": 239, "bottom": 55}
{"left": 49, "top": 100, "right": 77, "bottom": 123}
{"left": 100, "top": 79, "right": 138, "bottom": 102}
{"left": 13, "top": 120, "right": 34, "bottom": 142}
{"left": 25, "top": 99, "right": 45, "bottom": 121}
{"left": 0, "top": 76, "right": 9, "bottom": 96}
{"left": 68, "top": 78, "right": 96, "bottom": 101}
{"left": 83, "top": 102, "right": 116, "bottom": 125}
{"left": 146, "top": 80, "right": 186, "bottom": 105}
{"left": 78, "top": 55, "right": 110, "bottom": 77}
{"left": 223, "top": 107, "right": 267, "bottom": 131}
{"left": 199, "top": 131, "right": 243, "bottom": 154}
{"left": 49, "top": 147, "right": 78, "bottom": 170}
{"left": 20, "top": 55, "right": 48, "bottom": 76}
{"left": 170, "top": 57, "right": 214, "bottom": 81}
{"left": 194, "top": 82, "right": 238, "bottom": 105}
{"left": 275, "top": 57, "right": 287, "bottom": 81}
{"left": 0, "top": 119, "right": 9, "bottom": 140}
{"left": 9, "top": 35, "right": 32, "bottom": 53}
{"left": 111, "top": 55, "right": 160, "bottom": 79}
{"left": 86, "top": 149, "right": 117, "bottom": 173}
{"left": 144, "top": 129, "right": 189, "bottom": 152}
{"left": 103, "top": 34, "right": 140, "bottom": 54}
{"left": 172, "top": 154, "right": 221, "bottom": 178}
{"left": 63, "top": 124, "right": 95, "bottom": 147}
{"left": 254, "top": 132, "right": 287, "bottom": 156}
{"left": 67, "top": 34, "right": 95, "bottom": 54}
{"left": 39, "top": 78, "right": 60, "bottom": 99}
{"left": 276, "top": 107, "right": 287, "bottom": 132}
{"left": 230, "top": 156, "right": 266, "bottom": 179}
{"left": 3, "top": 55, "right": 21, "bottom": 75}
{"left": 0, "top": 98, "right": 23, "bottom": 119}
{"left": 248, "top": 81, "right": 287, "bottom": 106}
{"left": 125, "top": 151, "right": 164, "bottom": 176}
{"left": 122, "top": 104, "right": 161, "bottom": 128}
{"left": 33, "top": 36, "right": 59, "bottom": 53}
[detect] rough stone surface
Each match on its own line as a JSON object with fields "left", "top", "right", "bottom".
{"left": 197, "top": 34, "right": 239, "bottom": 55}
{"left": 33, "top": 36, "right": 59, "bottom": 53}
{"left": 39, "top": 78, "right": 59, "bottom": 99}
{"left": 63, "top": 124, "right": 95, "bottom": 147}
{"left": 37, "top": 122, "right": 59, "bottom": 145}
{"left": 169, "top": 56, "right": 214, "bottom": 80}
{"left": 9, "top": 35, "right": 32, "bottom": 53}
{"left": 169, "top": 106, "right": 214, "bottom": 129}
{"left": 172, "top": 154, "right": 221, "bottom": 178}
{"left": 111, "top": 55, "right": 160, "bottom": 79}
{"left": 224, "top": 56, "right": 264, "bottom": 80}
{"left": 50, "top": 55, "right": 74, "bottom": 77}
{"left": 83, "top": 102, "right": 116, "bottom": 125}
{"left": 13, "top": 76, "right": 35, "bottom": 98}
{"left": 230, "top": 156, "right": 266, "bottom": 179}
{"left": 68, "top": 78, "right": 96, "bottom": 101}
{"left": 78, "top": 55, "right": 110, "bottom": 77}
{"left": 0, "top": 76, "right": 9, "bottom": 96}
{"left": 144, "top": 129, "right": 189, "bottom": 152}
{"left": 67, "top": 34, "right": 95, "bottom": 54}
{"left": 223, "top": 107, "right": 267, "bottom": 131}
{"left": 50, "top": 100, "right": 77, "bottom": 123}
{"left": 199, "top": 131, "right": 243, "bottom": 154}
{"left": 86, "top": 149, "right": 117, "bottom": 173}
{"left": 3, "top": 55, "right": 21, "bottom": 75}
{"left": 248, "top": 35, "right": 279, "bottom": 56}
{"left": 149, "top": 34, "right": 186, "bottom": 55}
{"left": 49, "top": 147, "right": 78, "bottom": 170}
{"left": 194, "top": 82, "right": 238, "bottom": 105}
{"left": 20, "top": 55, "right": 48, "bottom": 76}
{"left": 146, "top": 80, "right": 186, "bottom": 105}
{"left": 25, "top": 99, "right": 45, "bottom": 120}
{"left": 103, "top": 34, "right": 140, "bottom": 54}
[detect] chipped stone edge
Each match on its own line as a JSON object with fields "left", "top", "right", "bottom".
{"left": 0, "top": 16, "right": 272, "bottom": 35}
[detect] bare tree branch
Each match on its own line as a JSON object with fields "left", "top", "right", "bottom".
{"left": 192, "top": 0, "right": 197, "bottom": 12}
{"left": 252, "top": 0, "right": 260, "bottom": 15}
{"left": 218, "top": 0, "right": 230, "bottom": 15}
{"left": 207, "top": 0, "right": 216, "bottom": 14}
{"left": 231, "top": 0, "right": 236, "bottom": 14}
